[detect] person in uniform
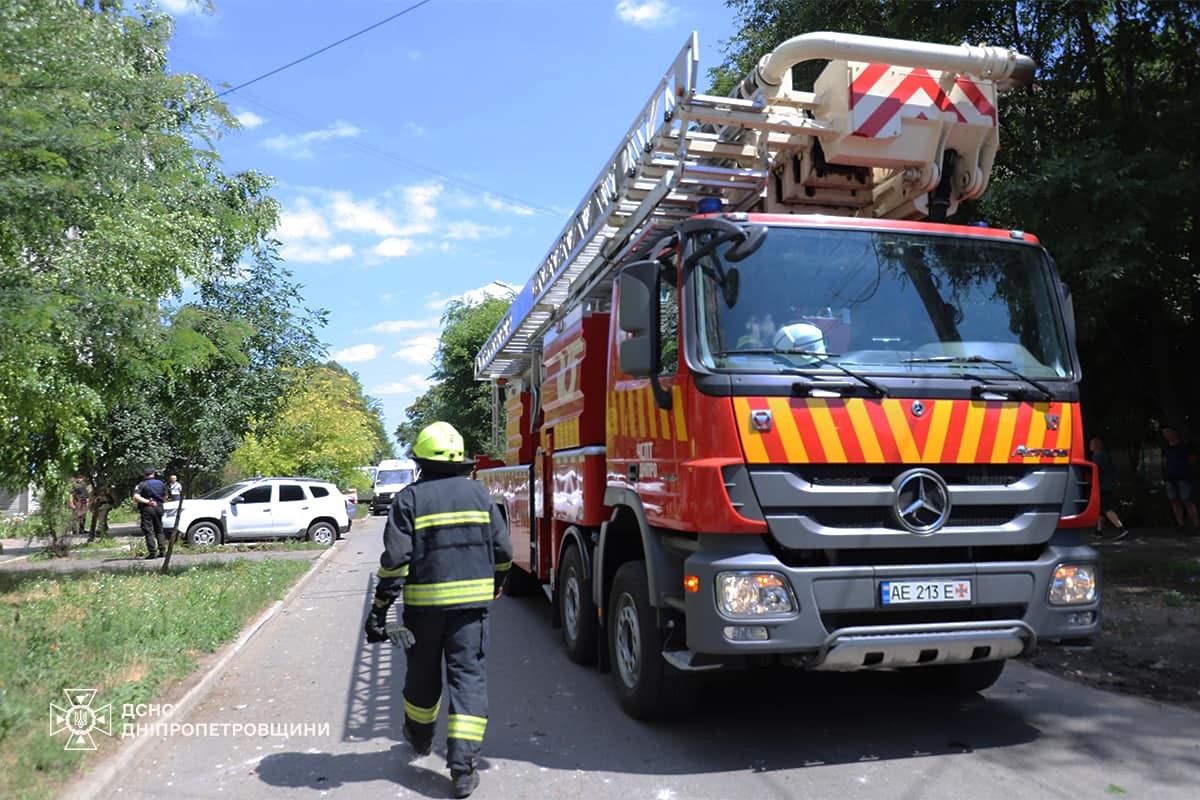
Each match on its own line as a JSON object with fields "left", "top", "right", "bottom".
{"left": 364, "top": 421, "right": 512, "bottom": 798}
{"left": 131, "top": 468, "right": 166, "bottom": 559}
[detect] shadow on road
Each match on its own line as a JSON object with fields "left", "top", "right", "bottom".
{"left": 255, "top": 743, "right": 452, "bottom": 796}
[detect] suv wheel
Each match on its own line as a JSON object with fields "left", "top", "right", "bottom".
{"left": 186, "top": 521, "right": 220, "bottom": 548}
{"left": 307, "top": 521, "right": 336, "bottom": 547}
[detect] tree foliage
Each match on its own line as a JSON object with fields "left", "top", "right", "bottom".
{"left": 230, "top": 362, "right": 389, "bottom": 491}
{"left": 714, "top": 0, "right": 1200, "bottom": 442}
{"left": 396, "top": 296, "right": 510, "bottom": 459}
{"left": 0, "top": 1, "right": 304, "bottom": 497}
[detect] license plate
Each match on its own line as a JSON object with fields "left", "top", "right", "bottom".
{"left": 880, "top": 579, "right": 972, "bottom": 605}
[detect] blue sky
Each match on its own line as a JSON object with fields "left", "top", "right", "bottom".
{"left": 160, "top": 0, "right": 737, "bottom": 446}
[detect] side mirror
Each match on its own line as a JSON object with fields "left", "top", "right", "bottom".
{"left": 230, "top": 496, "right": 243, "bottom": 505}
{"left": 616, "top": 260, "right": 660, "bottom": 377}
{"left": 726, "top": 224, "right": 767, "bottom": 262}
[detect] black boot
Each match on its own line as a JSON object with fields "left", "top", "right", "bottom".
{"left": 402, "top": 721, "right": 432, "bottom": 756}
{"left": 450, "top": 769, "right": 479, "bottom": 798}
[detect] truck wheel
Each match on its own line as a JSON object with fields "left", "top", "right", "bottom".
{"left": 608, "top": 561, "right": 697, "bottom": 719}
{"left": 559, "top": 543, "right": 597, "bottom": 664}
{"left": 306, "top": 521, "right": 336, "bottom": 547}
{"left": 186, "top": 521, "right": 220, "bottom": 548}
{"left": 904, "top": 660, "right": 1006, "bottom": 694}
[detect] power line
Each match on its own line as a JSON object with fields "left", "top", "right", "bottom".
{"left": 237, "top": 93, "right": 563, "bottom": 218}
{"left": 215, "top": 0, "right": 436, "bottom": 98}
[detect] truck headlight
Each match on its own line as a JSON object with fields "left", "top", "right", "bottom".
{"left": 716, "top": 572, "right": 795, "bottom": 617}
{"left": 1048, "top": 564, "right": 1097, "bottom": 605}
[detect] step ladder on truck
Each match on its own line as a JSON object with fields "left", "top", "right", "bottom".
{"left": 475, "top": 31, "right": 1101, "bottom": 719}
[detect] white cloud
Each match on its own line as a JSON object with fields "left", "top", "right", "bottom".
{"left": 373, "top": 375, "right": 436, "bottom": 395}
{"left": 370, "top": 317, "right": 441, "bottom": 333}
{"left": 235, "top": 110, "right": 265, "bottom": 130}
{"left": 157, "top": 0, "right": 204, "bottom": 15}
{"left": 484, "top": 197, "right": 535, "bottom": 217}
{"left": 276, "top": 203, "right": 331, "bottom": 241}
{"left": 615, "top": 0, "right": 675, "bottom": 28}
{"left": 393, "top": 334, "right": 441, "bottom": 365}
{"left": 374, "top": 237, "right": 415, "bottom": 258}
{"left": 443, "top": 221, "right": 509, "bottom": 241}
{"left": 447, "top": 190, "right": 536, "bottom": 217}
{"left": 330, "top": 192, "right": 401, "bottom": 236}
{"left": 405, "top": 122, "right": 426, "bottom": 138}
{"left": 333, "top": 343, "right": 381, "bottom": 363}
{"left": 425, "top": 281, "right": 517, "bottom": 311}
{"left": 262, "top": 120, "right": 361, "bottom": 159}
{"left": 280, "top": 242, "right": 355, "bottom": 263}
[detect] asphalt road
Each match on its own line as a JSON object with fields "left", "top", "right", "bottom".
{"left": 103, "top": 516, "right": 1200, "bottom": 800}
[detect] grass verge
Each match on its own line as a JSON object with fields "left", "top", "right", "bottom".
{"left": 0, "top": 558, "right": 313, "bottom": 800}
{"left": 25, "top": 538, "right": 328, "bottom": 561}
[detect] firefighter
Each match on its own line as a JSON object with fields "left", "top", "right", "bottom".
{"left": 363, "top": 421, "right": 512, "bottom": 799}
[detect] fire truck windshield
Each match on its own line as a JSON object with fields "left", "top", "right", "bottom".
{"left": 693, "top": 226, "right": 1072, "bottom": 380}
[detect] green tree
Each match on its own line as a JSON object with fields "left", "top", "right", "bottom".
{"left": 713, "top": 0, "right": 1200, "bottom": 446}
{"left": 231, "top": 362, "right": 389, "bottom": 491}
{"left": 397, "top": 296, "right": 510, "bottom": 459}
{"left": 0, "top": 0, "right": 281, "bottom": 494}
{"left": 79, "top": 256, "right": 328, "bottom": 499}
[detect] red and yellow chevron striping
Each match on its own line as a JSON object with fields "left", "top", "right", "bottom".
{"left": 733, "top": 397, "right": 1076, "bottom": 465}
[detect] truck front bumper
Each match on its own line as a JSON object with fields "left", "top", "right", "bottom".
{"left": 680, "top": 533, "right": 1099, "bottom": 671}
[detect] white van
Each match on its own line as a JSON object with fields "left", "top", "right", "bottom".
{"left": 370, "top": 458, "right": 417, "bottom": 515}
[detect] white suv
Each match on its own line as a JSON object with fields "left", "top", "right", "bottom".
{"left": 164, "top": 477, "right": 351, "bottom": 548}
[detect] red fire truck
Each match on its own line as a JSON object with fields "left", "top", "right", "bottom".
{"left": 475, "top": 31, "right": 1100, "bottom": 719}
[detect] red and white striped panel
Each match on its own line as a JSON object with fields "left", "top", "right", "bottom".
{"left": 849, "top": 62, "right": 997, "bottom": 138}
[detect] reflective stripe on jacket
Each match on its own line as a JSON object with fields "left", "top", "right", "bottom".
{"left": 375, "top": 473, "right": 512, "bottom": 609}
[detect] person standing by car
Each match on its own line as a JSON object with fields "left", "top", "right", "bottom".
{"left": 166, "top": 474, "right": 183, "bottom": 507}
{"left": 132, "top": 468, "right": 166, "bottom": 559}
{"left": 363, "top": 421, "right": 512, "bottom": 799}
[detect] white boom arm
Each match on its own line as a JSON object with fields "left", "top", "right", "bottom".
{"left": 475, "top": 32, "right": 1034, "bottom": 380}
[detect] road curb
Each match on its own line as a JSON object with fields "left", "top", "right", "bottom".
{"left": 60, "top": 543, "right": 342, "bottom": 800}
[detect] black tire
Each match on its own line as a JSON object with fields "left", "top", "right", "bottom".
{"left": 306, "top": 521, "right": 337, "bottom": 547}
{"left": 558, "top": 543, "right": 597, "bottom": 664}
{"left": 186, "top": 521, "right": 221, "bottom": 548}
{"left": 608, "top": 561, "right": 698, "bottom": 720}
{"left": 903, "top": 660, "right": 1006, "bottom": 694}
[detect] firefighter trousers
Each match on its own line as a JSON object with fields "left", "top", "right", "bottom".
{"left": 401, "top": 606, "right": 490, "bottom": 772}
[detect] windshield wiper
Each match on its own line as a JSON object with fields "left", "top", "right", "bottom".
{"left": 715, "top": 347, "right": 888, "bottom": 398}
{"left": 721, "top": 348, "right": 887, "bottom": 397}
{"left": 901, "top": 355, "right": 1054, "bottom": 400}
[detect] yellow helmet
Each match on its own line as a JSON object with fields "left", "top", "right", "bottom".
{"left": 411, "top": 421, "right": 465, "bottom": 462}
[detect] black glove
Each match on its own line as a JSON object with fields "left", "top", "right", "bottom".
{"left": 364, "top": 609, "right": 389, "bottom": 643}
{"left": 387, "top": 624, "right": 415, "bottom": 650}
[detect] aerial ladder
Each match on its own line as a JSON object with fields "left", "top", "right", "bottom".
{"left": 475, "top": 31, "right": 1035, "bottom": 382}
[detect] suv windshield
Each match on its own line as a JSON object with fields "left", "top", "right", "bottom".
{"left": 693, "top": 227, "right": 1071, "bottom": 379}
{"left": 200, "top": 482, "right": 254, "bottom": 500}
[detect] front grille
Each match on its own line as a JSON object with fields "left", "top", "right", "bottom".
{"left": 807, "top": 505, "right": 1016, "bottom": 529}
{"left": 821, "top": 604, "right": 1027, "bottom": 632}
{"left": 799, "top": 464, "right": 1029, "bottom": 487}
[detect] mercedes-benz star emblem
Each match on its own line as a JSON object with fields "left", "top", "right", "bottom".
{"left": 892, "top": 468, "right": 951, "bottom": 534}
{"left": 911, "top": 400, "right": 925, "bottom": 417}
